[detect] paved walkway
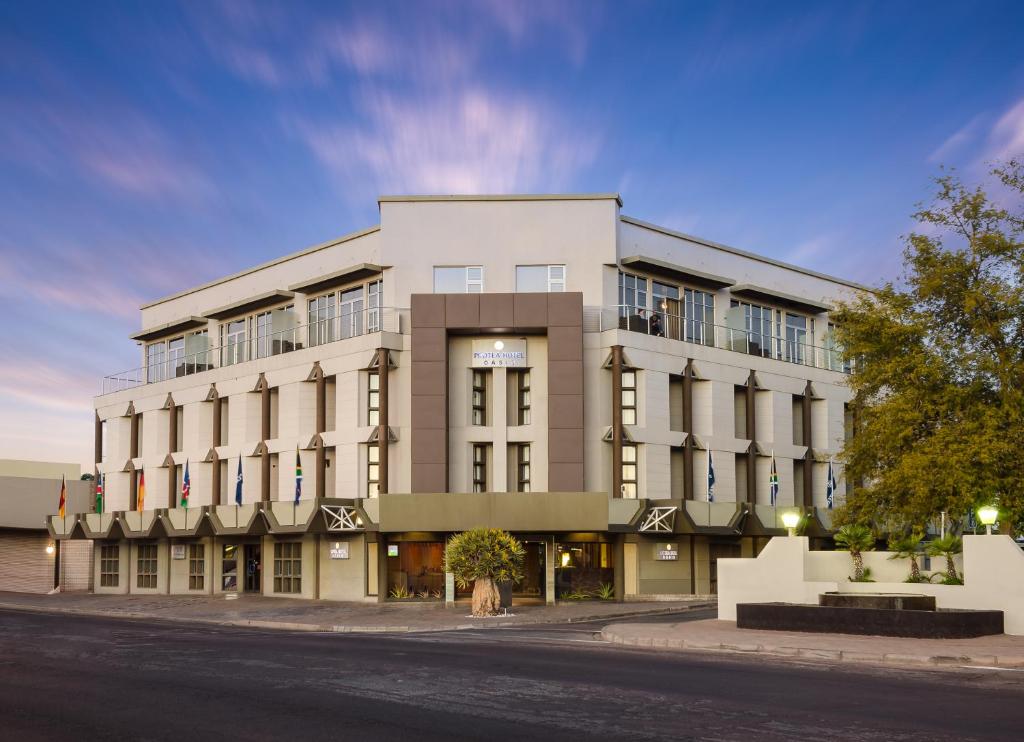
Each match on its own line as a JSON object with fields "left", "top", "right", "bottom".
{"left": 601, "top": 618, "right": 1024, "bottom": 668}
{"left": 0, "top": 591, "right": 714, "bottom": 633}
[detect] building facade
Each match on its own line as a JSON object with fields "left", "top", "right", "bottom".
{"left": 50, "top": 194, "right": 859, "bottom": 602}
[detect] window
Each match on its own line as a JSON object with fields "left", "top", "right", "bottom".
{"left": 367, "top": 280, "right": 383, "bottom": 332}
{"left": 367, "top": 444, "right": 380, "bottom": 497}
{"left": 136, "top": 543, "right": 158, "bottom": 589}
{"left": 273, "top": 542, "right": 302, "bottom": 594}
{"left": 100, "top": 544, "right": 119, "bottom": 587}
{"left": 517, "top": 444, "right": 531, "bottom": 492}
{"left": 167, "top": 336, "right": 185, "bottom": 377}
{"left": 308, "top": 294, "right": 336, "bottom": 347}
{"left": 254, "top": 311, "right": 273, "bottom": 359}
{"left": 472, "top": 444, "right": 488, "bottom": 492}
{"left": 651, "top": 282, "right": 679, "bottom": 338}
{"left": 826, "top": 322, "right": 851, "bottom": 373}
{"left": 221, "top": 319, "right": 247, "bottom": 366}
{"left": 340, "top": 286, "right": 364, "bottom": 339}
{"left": 368, "top": 372, "right": 380, "bottom": 425}
{"left": 146, "top": 342, "right": 166, "bottom": 383}
{"left": 684, "top": 288, "right": 715, "bottom": 345}
{"left": 472, "top": 370, "right": 488, "bottom": 426}
{"left": 731, "top": 300, "right": 774, "bottom": 358}
{"left": 434, "top": 266, "right": 484, "bottom": 293}
{"left": 618, "top": 271, "right": 648, "bottom": 316}
{"left": 188, "top": 543, "right": 205, "bottom": 591}
{"left": 621, "top": 369, "right": 637, "bottom": 426}
{"left": 222, "top": 543, "right": 238, "bottom": 590}
{"left": 622, "top": 444, "right": 638, "bottom": 498}
{"left": 516, "top": 265, "right": 566, "bottom": 292}
{"left": 186, "top": 329, "right": 212, "bottom": 372}
{"left": 784, "top": 314, "right": 811, "bottom": 365}
{"left": 516, "top": 370, "right": 531, "bottom": 425}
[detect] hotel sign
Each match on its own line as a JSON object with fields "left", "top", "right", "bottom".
{"left": 655, "top": 543, "right": 678, "bottom": 561}
{"left": 471, "top": 339, "right": 527, "bottom": 368}
{"left": 329, "top": 542, "right": 350, "bottom": 560}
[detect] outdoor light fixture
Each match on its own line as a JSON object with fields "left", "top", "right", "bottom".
{"left": 781, "top": 511, "right": 800, "bottom": 537}
{"left": 978, "top": 505, "right": 999, "bottom": 535}
{"left": 45, "top": 544, "right": 55, "bottom": 555}
{"left": 560, "top": 551, "right": 571, "bottom": 568}
{"left": 493, "top": 340, "right": 505, "bottom": 350}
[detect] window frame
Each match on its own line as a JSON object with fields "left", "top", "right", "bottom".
{"left": 368, "top": 371, "right": 380, "bottom": 426}
{"left": 621, "top": 443, "right": 638, "bottom": 498}
{"left": 100, "top": 544, "right": 119, "bottom": 587}
{"left": 516, "top": 369, "right": 531, "bottom": 426}
{"left": 433, "top": 266, "right": 484, "bottom": 293}
{"left": 515, "top": 264, "right": 566, "bottom": 292}
{"left": 188, "top": 543, "right": 205, "bottom": 591}
{"left": 472, "top": 444, "right": 488, "bottom": 493}
{"left": 367, "top": 443, "right": 380, "bottom": 498}
{"left": 136, "top": 542, "right": 158, "bottom": 589}
{"left": 273, "top": 541, "right": 302, "bottom": 594}
{"left": 621, "top": 369, "right": 638, "bottom": 426}
{"left": 472, "top": 370, "right": 488, "bottom": 426}
{"left": 517, "top": 443, "right": 531, "bottom": 493}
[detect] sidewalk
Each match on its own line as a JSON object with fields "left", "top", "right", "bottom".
{"left": 601, "top": 618, "right": 1024, "bottom": 668}
{"left": 0, "top": 591, "right": 714, "bottom": 633}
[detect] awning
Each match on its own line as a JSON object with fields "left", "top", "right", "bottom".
{"left": 619, "top": 255, "right": 735, "bottom": 289}
{"left": 729, "top": 284, "right": 831, "bottom": 314}
{"left": 287, "top": 263, "right": 385, "bottom": 294}
{"left": 130, "top": 316, "right": 207, "bottom": 342}
{"left": 202, "top": 290, "right": 296, "bottom": 320}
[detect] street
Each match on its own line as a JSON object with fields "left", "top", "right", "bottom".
{"left": 0, "top": 608, "right": 1021, "bottom": 741}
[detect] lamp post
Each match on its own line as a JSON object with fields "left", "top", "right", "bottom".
{"left": 977, "top": 505, "right": 998, "bottom": 536}
{"left": 781, "top": 511, "right": 800, "bottom": 537}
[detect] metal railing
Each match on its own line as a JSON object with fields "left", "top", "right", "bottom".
{"left": 593, "top": 305, "right": 852, "bottom": 373}
{"left": 102, "top": 306, "right": 408, "bottom": 395}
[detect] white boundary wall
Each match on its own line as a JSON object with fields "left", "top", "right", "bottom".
{"left": 718, "top": 535, "right": 1024, "bottom": 635}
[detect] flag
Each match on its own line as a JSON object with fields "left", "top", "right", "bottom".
{"left": 706, "top": 449, "right": 715, "bottom": 503}
{"left": 137, "top": 469, "right": 146, "bottom": 512}
{"left": 95, "top": 473, "right": 103, "bottom": 514}
{"left": 294, "top": 447, "right": 303, "bottom": 504}
{"left": 769, "top": 454, "right": 779, "bottom": 506}
{"left": 58, "top": 475, "right": 66, "bottom": 518}
{"left": 235, "top": 457, "right": 243, "bottom": 505}
{"left": 826, "top": 457, "right": 837, "bottom": 510}
{"left": 181, "top": 459, "right": 190, "bottom": 509}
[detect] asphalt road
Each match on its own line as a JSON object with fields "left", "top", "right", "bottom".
{"left": 1, "top": 608, "right": 1021, "bottom": 741}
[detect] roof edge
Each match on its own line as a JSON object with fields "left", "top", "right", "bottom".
{"left": 140, "top": 225, "right": 381, "bottom": 310}
{"left": 619, "top": 215, "right": 871, "bottom": 293}
{"left": 379, "top": 193, "right": 623, "bottom": 207}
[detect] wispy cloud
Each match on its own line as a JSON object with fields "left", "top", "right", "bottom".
{"left": 928, "top": 114, "right": 985, "bottom": 163}
{"left": 986, "top": 98, "right": 1024, "bottom": 162}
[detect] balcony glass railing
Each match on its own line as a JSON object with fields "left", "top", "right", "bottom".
{"left": 595, "top": 305, "right": 852, "bottom": 373}
{"left": 103, "top": 306, "right": 407, "bottom": 395}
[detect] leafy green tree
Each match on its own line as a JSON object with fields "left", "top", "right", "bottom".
{"left": 926, "top": 534, "right": 964, "bottom": 585}
{"left": 887, "top": 531, "right": 925, "bottom": 583}
{"left": 833, "top": 159, "right": 1024, "bottom": 536}
{"left": 834, "top": 524, "right": 875, "bottom": 581}
{"left": 444, "top": 528, "right": 525, "bottom": 617}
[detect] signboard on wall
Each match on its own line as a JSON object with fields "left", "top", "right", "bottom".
{"left": 172, "top": 545, "right": 186, "bottom": 560}
{"left": 329, "top": 542, "right": 350, "bottom": 560}
{"left": 655, "top": 543, "right": 678, "bottom": 561}
{"left": 387, "top": 544, "right": 399, "bottom": 557}
{"left": 471, "top": 338, "right": 527, "bottom": 368}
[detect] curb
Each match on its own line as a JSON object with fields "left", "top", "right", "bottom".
{"left": 0, "top": 600, "right": 715, "bottom": 635}
{"left": 599, "top": 626, "right": 1024, "bottom": 668}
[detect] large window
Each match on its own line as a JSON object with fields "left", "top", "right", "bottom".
{"left": 340, "top": 286, "right": 364, "bottom": 339}
{"left": 367, "top": 280, "right": 383, "bottom": 332}
{"left": 731, "top": 300, "right": 775, "bottom": 358}
{"left": 685, "top": 288, "right": 715, "bottom": 345}
{"left": 516, "top": 265, "right": 565, "bottom": 292}
{"left": 622, "top": 444, "right": 638, "bottom": 498}
{"left": 254, "top": 311, "right": 273, "bottom": 359}
{"left": 146, "top": 342, "right": 166, "bottom": 382}
{"left": 100, "top": 544, "right": 119, "bottom": 587}
{"left": 273, "top": 542, "right": 302, "bottom": 594}
{"left": 784, "top": 314, "right": 812, "bottom": 365}
{"left": 472, "top": 444, "right": 488, "bottom": 492}
{"left": 517, "top": 444, "right": 531, "bottom": 492}
{"left": 221, "top": 319, "right": 247, "bottom": 366}
{"left": 618, "top": 271, "right": 648, "bottom": 317}
{"left": 167, "top": 336, "right": 185, "bottom": 377}
{"left": 434, "top": 266, "right": 483, "bottom": 293}
{"left": 472, "top": 370, "right": 488, "bottom": 426}
{"left": 367, "top": 444, "right": 380, "bottom": 497}
{"left": 516, "top": 370, "right": 531, "bottom": 425}
{"left": 368, "top": 372, "right": 380, "bottom": 426}
{"left": 188, "top": 543, "right": 205, "bottom": 591}
{"left": 621, "top": 369, "right": 637, "bottom": 426}
{"left": 136, "top": 543, "right": 158, "bottom": 589}
{"left": 826, "top": 323, "right": 852, "bottom": 373}
{"left": 308, "top": 294, "right": 336, "bottom": 347}
{"left": 222, "top": 544, "right": 238, "bottom": 590}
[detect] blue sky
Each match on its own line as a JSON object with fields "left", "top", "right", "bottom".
{"left": 1, "top": 0, "right": 1023, "bottom": 467}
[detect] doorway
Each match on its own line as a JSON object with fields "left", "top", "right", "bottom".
{"left": 243, "top": 544, "right": 261, "bottom": 592}
{"left": 512, "top": 541, "right": 546, "bottom": 602}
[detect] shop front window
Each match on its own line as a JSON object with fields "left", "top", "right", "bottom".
{"left": 386, "top": 542, "right": 445, "bottom": 599}
{"left": 554, "top": 542, "right": 614, "bottom": 600}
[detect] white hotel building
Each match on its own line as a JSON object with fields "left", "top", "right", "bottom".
{"left": 51, "top": 194, "right": 859, "bottom": 602}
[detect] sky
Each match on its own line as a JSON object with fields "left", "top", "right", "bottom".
{"left": 1, "top": 0, "right": 1023, "bottom": 469}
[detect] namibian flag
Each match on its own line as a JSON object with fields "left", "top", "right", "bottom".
{"left": 95, "top": 473, "right": 103, "bottom": 514}
{"left": 181, "top": 459, "right": 190, "bottom": 509}
{"left": 58, "top": 475, "right": 66, "bottom": 518}
{"left": 137, "top": 469, "right": 146, "bottom": 512}
{"left": 769, "top": 455, "right": 779, "bottom": 506}
{"left": 294, "top": 448, "right": 303, "bottom": 504}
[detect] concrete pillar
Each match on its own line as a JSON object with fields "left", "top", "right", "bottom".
{"left": 545, "top": 536, "right": 556, "bottom": 604}
{"left": 378, "top": 349, "right": 390, "bottom": 494}
{"left": 611, "top": 346, "right": 623, "bottom": 497}
{"left": 682, "top": 359, "right": 694, "bottom": 501}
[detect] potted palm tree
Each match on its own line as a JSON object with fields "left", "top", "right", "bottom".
{"left": 925, "top": 533, "right": 963, "bottom": 585}
{"left": 834, "top": 524, "right": 875, "bottom": 582}
{"left": 445, "top": 528, "right": 525, "bottom": 617}
{"left": 887, "top": 531, "right": 925, "bottom": 583}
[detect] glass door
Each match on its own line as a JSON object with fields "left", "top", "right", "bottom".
{"left": 243, "top": 544, "right": 261, "bottom": 592}
{"left": 652, "top": 281, "right": 680, "bottom": 339}
{"left": 340, "top": 286, "right": 364, "bottom": 339}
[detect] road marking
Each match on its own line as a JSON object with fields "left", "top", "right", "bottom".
{"left": 962, "top": 665, "right": 1024, "bottom": 672}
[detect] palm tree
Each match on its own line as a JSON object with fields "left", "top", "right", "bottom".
{"left": 925, "top": 533, "right": 963, "bottom": 585}
{"left": 887, "top": 531, "right": 924, "bottom": 582}
{"left": 834, "top": 524, "right": 875, "bottom": 581}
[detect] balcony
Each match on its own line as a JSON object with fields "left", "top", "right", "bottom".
{"left": 102, "top": 306, "right": 408, "bottom": 395}
{"left": 591, "top": 305, "right": 852, "bottom": 373}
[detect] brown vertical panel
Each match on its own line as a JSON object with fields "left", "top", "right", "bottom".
{"left": 802, "top": 380, "right": 813, "bottom": 507}
{"left": 611, "top": 345, "right": 623, "bottom": 498}
{"left": 378, "top": 348, "right": 390, "bottom": 495}
{"left": 682, "top": 359, "right": 694, "bottom": 501}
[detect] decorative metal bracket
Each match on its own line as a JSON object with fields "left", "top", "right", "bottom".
{"left": 639, "top": 506, "right": 678, "bottom": 533}
{"left": 321, "top": 505, "right": 362, "bottom": 531}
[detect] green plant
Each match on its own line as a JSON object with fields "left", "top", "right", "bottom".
{"left": 431, "top": 588, "right": 443, "bottom": 600}
{"left": 849, "top": 566, "right": 875, "bottom": 583}
{"left": 595, "top": 582, "right": 615, "bottom": 600}
{"left": 445, "top": 528, "right": 525, "bottom": 617}
{"left": 389, "top": 584, "right": 412, "bottom": 599}
{"left": 925, "top": 534, "right": 963, "bottom": 584}
{"left": 834, "top": 524, "right": 875, "bottom": 581}
{"left": 561, "top": 589, "right": 592, "bottom": 600}
{"left": 888, "top": 531, "right": 926, "bottom": 583}
{"left": 416, "top": 589, "right": 431, "bottom": 599}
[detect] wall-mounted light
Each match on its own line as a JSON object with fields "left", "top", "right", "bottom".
{"left": 493, "top": 340, "right": 505, "bottom": 350}
{"left": 45, "top": 543, "right": 55, "bottom": 555}
{"left": 781, "top": 511, "right": 800, "bottom": 537}
{"left": 978, "top": 505, "right": 998, "bottom": 536}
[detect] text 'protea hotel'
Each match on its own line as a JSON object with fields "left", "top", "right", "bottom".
{"left": 50, "top": 194, "right": 860, "bottom": 602}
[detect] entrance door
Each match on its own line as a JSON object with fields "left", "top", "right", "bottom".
{"left": 512, "top": 542, "right": 546, "bottom": 601}
{"left": 708, "top": 541, "right": 741, "bottom": 595}
{"left": 243, "top": 544, "right": 261, "bottom": 592}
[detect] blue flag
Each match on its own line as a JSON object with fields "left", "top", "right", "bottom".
{"left": 706, "top": 449, "right": 716, "bottom": 503}
{"left": 235, "top": 457, "right": 243, "bottom": 505}
{"left": 826, "top": 458, "right": 837, "bottom": 510}
{"left": 769, "top": 454, "right": 779, "bottom": 506}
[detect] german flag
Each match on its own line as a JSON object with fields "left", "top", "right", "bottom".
{"left": 138, "top": 469, "right": 146, "bottom": 512}
{"left": 58, "top": 475, "right": 66, "bottom": 518}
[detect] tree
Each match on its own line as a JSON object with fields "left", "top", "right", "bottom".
{"left": 834, "top": 524, "right": 875, "bottom": 581}
{"left": 887, "top": 531, "right": 925, "bottom": 583}
{"left": 444, "top": 528, "right": 525, "bottom": 617}
{"left": 832, "top": 159, "right": 1024, "bottom": 536}
{"left": 925, "top": 534, "right": 963, "bottom": 585}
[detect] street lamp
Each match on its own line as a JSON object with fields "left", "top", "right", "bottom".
{"left": 977, "top": 505, "right": 998, "bottom": 536}
{"left": 781, "top": 511, "right": 800, "bottom": 537}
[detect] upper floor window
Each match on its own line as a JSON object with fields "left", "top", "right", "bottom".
{"left": 516, "top": 265, "right": 566, "bottom": 292}
{"left": 367, "top": 280, "right": 383, "bottom": 332}
{"left": 368, "top": 372, "right": 380, "bottom": 426}
{"left": 516, "top": 444, "right": 531, "bottom": 492}
{"left": 146, "top": 342, "right": 166, "bottom": 383}
{"left": 684, "top": 288, "right": 715, "bottom": 345}
{"left": 367, "top": 444, "right": 380, "bottom": 497}
{"left": 730, "top": 300, "right": 775, "bottom": 358}
{"left": 784, "top": 314, "right": 812, "bottom": 365}
{"left": 516, "top": 370, "right": 531, "bottom": 425}
{"left": 826, "top": 323, "right": 852, "bottom": 373}
{"left": 621, "top": 444, "right": 638, "bottom": 498}
{"left": 472, "top": 370, "right": 488, "bottom": 426}
{"left": 621, "top": 369, "right": 638, "bottom": 426}
{"left": 221, "top": 320, "right": 247, "bottom": 366}
{"left": 308, "top": 294, "right": 336, "bottom": 347}
{"left": 472, "top": 444, "right": 488, "bottom": 492}
{"left": 434, "top": 266, "right": 483, "bottom": 293}
{"left": 618, "top": 271, "right": 648, "bottom": 316}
